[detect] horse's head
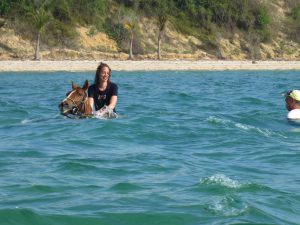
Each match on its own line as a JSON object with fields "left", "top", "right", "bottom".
{"left": 59, "top": 80, "right": 89, "bottom": 116}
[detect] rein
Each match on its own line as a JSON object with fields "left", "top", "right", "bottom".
{"left": 67, "top": 96, "right": 86, "bottom": 113}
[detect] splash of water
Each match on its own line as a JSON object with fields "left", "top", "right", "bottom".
{"left": 207, "top": 196, "right": 249, "bottom": 216}
{"left": 93, "top": 106, "right": 117, "bottom": 119}
{"left": 21, "top": 119, "right": 32, "bottom": 124}
{"left": 200, "top": 173, "right": 242, "bottom": 189}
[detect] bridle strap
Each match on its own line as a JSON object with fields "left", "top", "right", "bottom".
{"left": 65, "top": 91, "right": 87, "bottom": 116}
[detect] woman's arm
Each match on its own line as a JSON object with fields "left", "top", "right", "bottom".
{"left": 108, "top": 95, "right": 118, "bottom": 110}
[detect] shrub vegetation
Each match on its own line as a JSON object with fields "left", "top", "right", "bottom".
{"left": 0, "top": 0, "right": 295, "bottom": 57}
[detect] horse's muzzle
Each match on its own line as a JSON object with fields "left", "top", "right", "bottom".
{"left": 59, "top": 101, "right": 72, "bottom": 115}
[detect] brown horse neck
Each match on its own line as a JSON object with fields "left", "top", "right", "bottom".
{"left": 82, "top": 100, "right": 92, "bottom": 115}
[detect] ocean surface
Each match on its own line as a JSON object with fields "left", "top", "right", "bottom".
{"left": 0, "top": 70, "right": 300, "bottom": 225}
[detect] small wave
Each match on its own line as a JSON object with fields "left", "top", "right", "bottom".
{"left": 168, "top": 91, "right": 190, "bottom": 97}
{"left": 21, "top": 119, "right": 32, "bottom": 124}
{"left": 17, "top": 150, "right": 45, "bottom": 158}
{"left": 110, "top": 182, "right": 143, "bottom": 192}
{"left": 21, "top": 117, "right": 60, "bottom": 124}
{"left": 22, "top": 184, "right": 56, "bottom": 193}
{"left": 206, "top": 116, "right": 231, "bottom": 125}
{"left": 200, "top": 174, "right": 282, "bottom": 195}
{"left": 234, "top": 123, "right": 285, "bottom": 138}
{"left": 200, "top": 173, "right": 243, "bottom": 189}
{"left": 290, "top": 127, "right": 300, "bottom": 132}
{"left": 206, "top": 116, "right": 287, "bottom": 138}
{"left": 0, "top": 208, "right": 199, "bottom": 225}
{"left": 57, "top": 161, "right": 98, "bottom": 172}
{"left": 206, "top": 195, "right": 249, "bottom": 216}
{"left": 93, "top": 114, "right": 116, "bottom": 120}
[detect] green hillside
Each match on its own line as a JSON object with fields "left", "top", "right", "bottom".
{"left": 0, "top": 0, "right": 299, "bottom": 60}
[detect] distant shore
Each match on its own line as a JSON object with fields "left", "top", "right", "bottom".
{"left": 0, "top": 60, "right": 300, "bottom": 72}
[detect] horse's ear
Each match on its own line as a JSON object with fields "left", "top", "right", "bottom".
{"left": 83, "top": 80, "right": 89, "bottom": 90}
{"left": 72, "top": 81, "right": 77, "bottom": 90}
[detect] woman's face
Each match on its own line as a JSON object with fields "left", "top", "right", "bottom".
{"left": 100, "top": 66, "right": 110, "bottom": 82}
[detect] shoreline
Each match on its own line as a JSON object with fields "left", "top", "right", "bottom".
{"left": 0, "top": 60, "right": 300, "bottom": 72}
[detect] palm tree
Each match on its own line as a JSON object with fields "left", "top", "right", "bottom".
{"left": 157, "top": 14, "right": 167, "bottom": 60}
{"left": 124, "top": 17, "right": 136, "bottom": 60}
{"left": 28, "top": 7, "right": 51, "bottom": 60}
{"left": 156, "top": 1, "right": 168, "bottom": 60}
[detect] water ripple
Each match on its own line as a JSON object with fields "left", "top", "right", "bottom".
{"left": 1, "top": 71, "right": 300, "bottom": 225}
{"left": 206, "top": 116, "right": 287, "bottom": 138}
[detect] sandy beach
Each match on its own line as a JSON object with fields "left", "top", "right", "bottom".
{"left": 0, "top": 60, "right": 300, "bottom": 72}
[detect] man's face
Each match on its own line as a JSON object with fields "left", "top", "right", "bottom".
{"left": 285, "top": 96, "right": 295, "bottom": 111}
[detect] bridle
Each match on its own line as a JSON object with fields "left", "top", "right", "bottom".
{"left": 64, "top": 90, "right": 87, "bottom": 117}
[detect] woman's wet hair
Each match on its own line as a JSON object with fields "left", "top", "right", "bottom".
{"left": 94, "top": 62, "right": 111, "bottom": 86}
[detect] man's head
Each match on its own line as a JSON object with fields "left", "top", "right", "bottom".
{"left": 285, "top": 90, "right": 300, "bottom": 111}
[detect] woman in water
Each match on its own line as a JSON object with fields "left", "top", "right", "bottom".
{"left": 86, "top": 62, "right": 118, "bottom": 114}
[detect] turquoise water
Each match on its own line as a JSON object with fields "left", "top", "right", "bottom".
{"left": 0, "top": 70, "right": 300, "bottom": 225}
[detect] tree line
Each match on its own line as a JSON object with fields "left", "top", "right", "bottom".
{"left": 0, "top": 0, "right": 299, "bottom": 60}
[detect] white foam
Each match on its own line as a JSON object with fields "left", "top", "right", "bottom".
{"left": 200, "top": 173, "right": 242, "bottom": 189}
{"left": 21, "top": 119, "right": 32, "bottom": 124}
{"left": 235, "top": 122, "right": 287, "bottom": 138}
{"left": 206, "top": 116, "right": 287, "bottom": 138}
{"left": 206, "top": 116, "right": 231, "bottom": 125}
{"left": 93, "top": 106, "right": 117, "bottom": 119}
{"left": 208, "top": 196, "right": 249, "bottom": 216}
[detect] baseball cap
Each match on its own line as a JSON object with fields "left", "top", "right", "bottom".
{"left": 286, "top": 90, "right": 300, "bottom": 101}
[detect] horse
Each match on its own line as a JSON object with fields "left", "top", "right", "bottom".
{"left": 59, "top": 80, "right": 92, "bottom": 118}
{"left": 59, "top": 80, "right": 118, "bottom": 119}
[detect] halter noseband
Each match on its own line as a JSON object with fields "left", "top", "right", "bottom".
{"left": 65, "top": 90, "right": 87, "bottom": 116}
